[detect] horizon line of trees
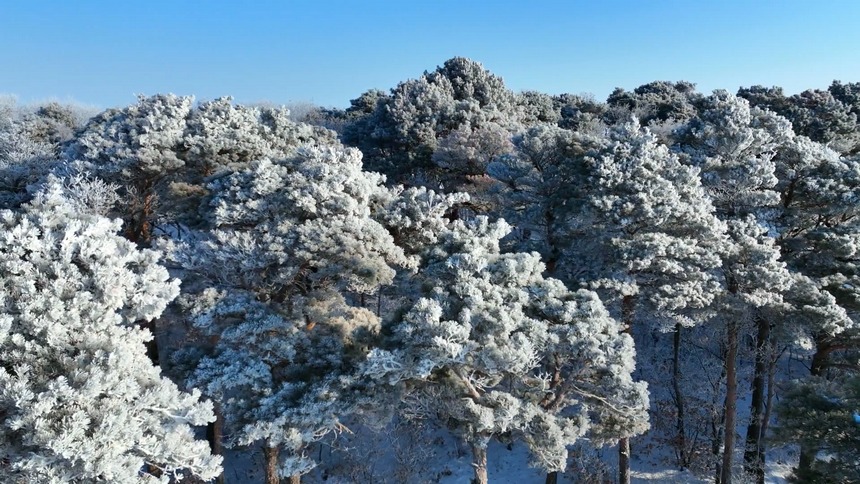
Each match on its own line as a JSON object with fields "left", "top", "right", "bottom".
{"left": 1, "top": 58, "right": 859, "bottom": 484}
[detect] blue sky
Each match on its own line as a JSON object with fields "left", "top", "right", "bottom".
{"left": 2, "top": 0, "right": 859, "bottom": 109}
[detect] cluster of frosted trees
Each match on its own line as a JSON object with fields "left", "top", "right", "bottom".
{"left": 1, "top": 59, "right": 858, "bottom": 484}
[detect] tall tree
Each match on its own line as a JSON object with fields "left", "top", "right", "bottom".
{"left": 0, "top": 178, "right": 221, "bottom": 483}
{"left": 166, "top": 146, "right": 432, "bottom": 484}
{"left": 676, "top": 90, "right": 798, "bottom": 483}
{"left": 363, "top": 217, "right": 649, "bottom": 484}
{"left": 769, "top": 136, "right": 860, "bottom": 478}
{"left": 570, "top": 120, "right": 727, "bottom": 481}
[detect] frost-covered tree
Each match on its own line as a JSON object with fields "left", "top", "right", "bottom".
{"left": 0, "top": 119, "right": 57, "bottom": 209}
{"left": 431, "top": 121, "right": 514, "bottom": 176}
{"left": 166, "top": 146, "right": 420, "bottom": 484}
{"left": 67, "top": 94, "right": 194, "bottom": 243}
{"left": 829, "top": 80, "right": 860, "bottom": 121}
{"left": 736, "top": 85, "right": 792, "bottom": 119}
{"left": 606, "top": 81, "right": 701, "bottom": 125}
{"left": 675, "top": 91, "right": 807, "bottom": 483}
{"left": 516, "top": 90, "right": 561, "bottom": 126}
{"left": 739, "top": 85, "right": 859, "bottom": 154}
{"left": 767, "top": 136, "right": 860, "bottom": 478}
{"left": 67, "top": 94, "right": 337, "bottom": 242}
{"left": 554, "top": 93, "right": 608, "bottom": 133}
{"left": 0, "top": 178, "right": 221, "bottom": 483}
{"left": 488, "top": 125, "right": 600, "bottom": 274}
{"left": 342, "top": 57, "right": 521, "bottom": 181}
{"left": 363, "top": 217, "right": 649, "bottom": 484}
{"left": 566, "top": 120, "right": 727, "bottom": 479}
{"left": 0, "top": 100, "right": 88, "bottom": 210}
{"left": 183, "top": 96, "right": 337, "bottom": 176}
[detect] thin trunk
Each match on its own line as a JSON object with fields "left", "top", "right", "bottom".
{"left": 720, "top": 319, "right": 740, "bottom": 484}
{"left": 289, "top": 474, "right": 301, "bottom": 484}
{"left": 264, "top": 445, "right": 280, "bottom": 484}
{"left": 797, "top": 340, "right": 830, "bottom": 475}
{"left": 713, "top": 411, "right": 724, "bottom": 484}
{"left": 618, "top": 294, "right": 636, "bottom": 484}
{"left": 544, "top": 209, "right": 558, "bottom": 274}
{"left": 471, "top": 439, "right": 489, "bottom": 484}
{"left": 743, "top": 316, "right": 770, "bottom": 484}
{"left": 809, "top": 340, "right": 829, "bottom": 377}
{"left": 142, "top": 319, "right": 160, "bottom": 366}
{"left": 761, "top": 344, "right": 781, "bottom": 445}
{"left": 545, "top": 471, "right": 558, "bottom": 484}
{"left": 619, "top": 438, "right": 631, "bottom": 484}
{"left": 713, "top": 343, "right": 728, "bottom": 484}
{"left": 673, "top": 323, "right": 688, "bottom": 470}
{"left": 206, "top": 404, "right": 225, "bottom": 484}
{"left": 376, "top": 290, "right": 382, "bottom": 317}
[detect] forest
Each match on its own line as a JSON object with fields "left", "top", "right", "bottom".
{"left": 1, "top": 57, "right": 859, "bottom": 484}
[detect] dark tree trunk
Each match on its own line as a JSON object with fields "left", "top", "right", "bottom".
{"left": 617, "top": 294, "right": 636, "bottom": 484}
{"left": 206, "top": 404, "right": 225, "bottom": 484}
{"left": 264, "top": 445, "right": 280, "bottom": 484}
{"left": 743, "top": 316, "right": 770, "bottom": 484}
{"left": 672, "top": 323, "right": 688, "bottom": 470}
{"left": 797, "top": 340, "right": 830, "bottom": 475}
{"left": 712, "top": 343, "right": 728, "bottom": 484}
{"left": 142, "top": 318, "right": 160, "bottom": 366}
{"left": 619, "top": 437, "right": 631, "bottom": 484}
{"left": 761, "top": 344, "right": 781, "bottom": 448}
{"left": 545, "top": 470, "right": 558, "bottom": 484}
{"left": 720, "top": 319, "right": 740, "bottom": 484}
{"left": 471, "top": 440, "right": 489, "bottom": 484}
{"left": 126, "top": 187, "right": 156, "bottom": 245}
{"left": 544, "top": 208, "right": 559, "bottom": 275}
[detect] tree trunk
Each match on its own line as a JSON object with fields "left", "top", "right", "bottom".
{"left": 289, "top": 474, "right": 301, "bottom": 484}
{"left": 619, "top": 437, "right": 631, "bottom": 484}
{"left": 206, "top": 404, "right": 225, "bottom": 484}
{"left": 797, "top": 340, "right": 830, "bottom": 475}
{"left": 264, "top": 445, "right": 280, "bottom": 484}
{"left": 743, "top": 315, "right": 770, "bottom": 484}
{"left": 672, "top": 323, "right": 688, "bottom": 470}
{"left": 471, "top": 439, "right": 489, "bottom": 484}
{"left": 713, "top": 343, "right": 728, "bottom": 484}
{"left": 545, "top": 471, "right": 558, "bottom": 484}
{"left": 720, "top": 319, "right": 740, "bottom": 484}
{"left": 142, "top": 318, "right": 160, "bottom": 366}
{"left": 761, "top": 344, "right": 781, "bottom": 448}
{"left": 618, "top": 294, "right": 636, "bottom": 484}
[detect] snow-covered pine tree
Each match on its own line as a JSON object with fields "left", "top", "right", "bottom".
{"left": 767, "top": 135, "right": 860, "bottom": 479}
{"left": 567, "top": 119, "right": 727, "bottom": 481}
{"left": 67, "top": 93, "right": 194, "bottom": 243}
{"left": 487, "top": 125, "right": 600, "bottom": 275}
{"left": 0, "top": 178, "right": 221, "bottom": 483}
{"left": 165, "top": 145, "right": 423, "bottom": 484}
{"left": 363, "top": 217, "right": 649, "bottom": 484}
{"left": 676, "top": 90, "right": 799, "bottom": 484}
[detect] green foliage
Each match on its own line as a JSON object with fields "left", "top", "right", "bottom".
{"left": 775, "top": 375, "right": 860, "bottom": 483}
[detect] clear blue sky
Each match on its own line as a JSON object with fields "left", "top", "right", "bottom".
{"left": 2, "top": 0, "right": 859, "bottom": 109}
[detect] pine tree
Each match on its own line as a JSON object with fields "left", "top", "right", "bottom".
{"left": 0, "top": 178, "right": 221, "bottom": 483}
{"left": 676, "top": 91, "right": 798, "bottom": 483}
{"left": 165, "top": 146, "right": 422, "bottom": 484}
{"left": 570, "top": 119, "right": 727, "bottom": 481}
{"left": 363, "top": 217, "right": 649, "bottom": 484}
